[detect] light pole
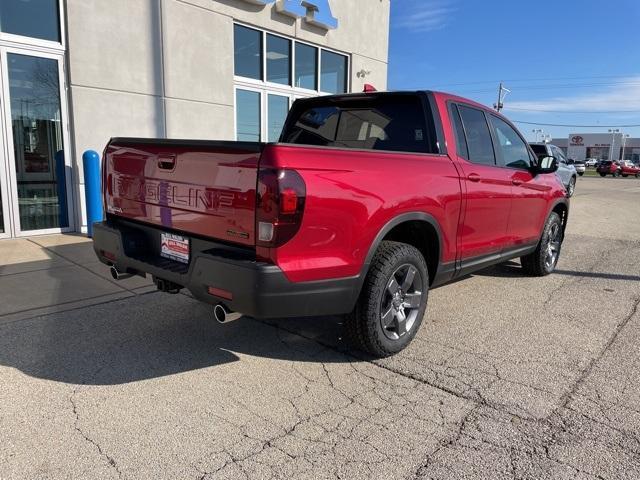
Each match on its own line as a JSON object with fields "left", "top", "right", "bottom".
{"left": 621, "top": 134, "right": 630, "bottom": 161}
{"left": 532, "top": 129, "right": 543, "bottom": 142}
{"left": 608, "top": 128, "right": 620, "bottom": 160}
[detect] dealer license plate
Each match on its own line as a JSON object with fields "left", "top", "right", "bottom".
{"left": 160, "top": 233, "right": 190, "bottom": 264}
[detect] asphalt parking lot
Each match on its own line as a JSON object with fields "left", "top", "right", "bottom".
{"left": 1, "top": 176, "right": 639, "bottom": 480}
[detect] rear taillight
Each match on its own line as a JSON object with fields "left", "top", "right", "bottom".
{"left": 256, "top": 168, "right": 306, "bottom": 248}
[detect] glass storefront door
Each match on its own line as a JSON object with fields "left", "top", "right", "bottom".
{"left": 0, "top": 47, "right": 72, "bottom": 236}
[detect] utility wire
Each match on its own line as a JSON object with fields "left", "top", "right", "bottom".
{"left": 505, "top": 107, "right": 640, "bottom": 114}
{"left": 431, "top": 73, "right": 640, "bottom": 88}
{"left": 512, "top": 120, "right": 640, "bottom": 128}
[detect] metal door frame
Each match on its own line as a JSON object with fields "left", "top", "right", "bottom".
{"left": 0, "top": 45, "right": 74, "bottom": 237}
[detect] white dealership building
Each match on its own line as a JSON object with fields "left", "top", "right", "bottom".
{"left": 0, "top": 0, "right": 390, "bottom": 238}
{"left": 552, "top": 134, "right": 640, "bottom": 163}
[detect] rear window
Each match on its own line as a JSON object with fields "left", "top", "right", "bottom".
{"left": 601, "top": 161, "right": 612, "bottom": 166}
{"left": 281, "top": 95, "right": 437, "bottom": 153}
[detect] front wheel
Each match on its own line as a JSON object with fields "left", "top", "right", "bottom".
{"left": 521, "top": 212, "right": 563, "bottom": 276}
{"left": 345, "top": 241, "right": 428, "bottom": 357}
{"left": 622, "top": 174, "right": 629, "bottom": 178}
{"left": 599, "top": 172, "right": 607, "bottom": 177}
{"left": 613, "top": 170, "right": 621, "bottom": 177}
{"left": 636, "top": 173, "right": 639, "bottom": 179}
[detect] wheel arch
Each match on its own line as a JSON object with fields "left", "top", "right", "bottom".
{"left": 550, "top": 199, "right": 569, "bottom": 238}
{"left": 359, "top": 213, "right": 443, "bottom": 288}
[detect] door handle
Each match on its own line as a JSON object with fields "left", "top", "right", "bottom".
{"left": 467, "top": 173, "right": 481, "bottom": 182}
{"left": 512, "top": 179, "right": 523, "bottom": 186}
{"left": 157, "top": 154, "right": 176, "bottom": 170}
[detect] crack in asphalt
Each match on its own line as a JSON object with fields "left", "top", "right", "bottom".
{"left": 69, "top": 387, "right": 123, "bottom": 479}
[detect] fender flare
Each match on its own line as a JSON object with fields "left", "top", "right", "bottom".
{"left": 358, "top": 211, "right": 444, "bottom": 284}
{"left": 547, "top": 198, "right": 570, "bottom": 239}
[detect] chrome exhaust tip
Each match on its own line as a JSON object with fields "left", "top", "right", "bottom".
{"left": 110, "top": 265, "right": 133, "bottom": 281}
{"left": 214, "top": 304, "right": 242, "bottom": 324}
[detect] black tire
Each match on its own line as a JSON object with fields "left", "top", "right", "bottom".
{"left": 521, "top": 212, "right": 563, "bottom": 277}
{"left": 622, "top": 174, "right": 629, "bottom": 178}
{"left": 345, "top": 241, "right": 428, "bottom": 357}
{"left": 613, "top": 170, "right": 621, "bottom": 178}
{"left": 599, "top": 172, "right": 606, "bottom": 177}
{"left": 578, "top": 172, "right": 584, "bottom": 177}
{"left": 566, "top": 177, "right": 576, "bottom": 197}
{"left": 636, "top": 173, "right": 639, "bottom": 179}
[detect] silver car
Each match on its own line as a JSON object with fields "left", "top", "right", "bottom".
{"left": 529, "top": 143, "right": 577, "bottom": 197}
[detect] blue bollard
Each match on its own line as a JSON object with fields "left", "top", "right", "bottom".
{"left": 82, "top": 150, "right": 103, "bottom": 238}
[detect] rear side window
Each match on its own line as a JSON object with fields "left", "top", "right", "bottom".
{"left": 450, "top": 104, "right": 468, "bottom": 159}
{"left": 457, "top": 105, "right": 496, "bottom": 166}
{"left": 281, "top": 95, "right": 437, "bottom": 153}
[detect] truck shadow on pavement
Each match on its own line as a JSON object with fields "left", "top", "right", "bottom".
{"left": 0, "top": 292, "right": 350, "bottom": 386}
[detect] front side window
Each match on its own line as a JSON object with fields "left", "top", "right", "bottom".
{"left": 0, "top": 0, "right": 60, "bottom": 42}
{"left": 489, "top": 115, "right": 531, "bottom": 169}
{"left": 282, "top": 95, "right": 435, "bottom": 153}
{"left": 457, "top": 105, "right": 496, "bottom": 166}
{"left": 320, "top": 50, "right": 347, "bottom": 94}
{"left": 266, "top": 34, "right": 290, "bottom": 85}
{"left": 234, "top": 25, "right": 262, "bottom": 80}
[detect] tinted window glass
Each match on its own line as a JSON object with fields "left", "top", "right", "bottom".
{"left": 457, "top": 105, "right": 496, "bottom": 165}
{"left": 295, "top": 43, "right": 318, "bottom": 90}
{"left": 0, "top": 0, "right": 60, "bottom": 42}
{"left": 236, "top": 89, "right": 261, "bottom": 141}
{"left": 450, "top": 104, "right": 468, "bottom": 159}
{"left": 266, "top": 34, "right": 290, "bottom": 85}
{"left": 282, "top": 95, "right": 435, "bottom": 153}
{"left": 234, "top": 25, "right": 262, "bottom": 80}
{"left": 489, "top": 115, "right": 531, "bottom": 169}
{"left": 320, "top": 51, "right": 347, "bottom": 94}
{"left": 529, "top": 144, "right": 547, "bottom": 157}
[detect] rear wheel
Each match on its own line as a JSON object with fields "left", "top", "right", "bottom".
{"left": 521, "top": 212, "right": 563, "bottom": 276}
{"left": 346, "top": 241, "right": 428, "bottom": 357}
{"left": 599, "top": 172, "right": 606, "bottom": 177}
{"left": 622, "top": 174, "right": 629, "bottom": 178}
{"left": 578, "top": 172, "right": 584, "bottom": 177}
{"left": 613, "top": 170, "right": 621, "bottom": 177}
{"left": 636, "top": 173, "right": 639, "bottom": 179}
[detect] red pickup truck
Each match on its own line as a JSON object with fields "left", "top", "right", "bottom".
{"left": 93, "top": 91, "right": 568, "bottom": 356}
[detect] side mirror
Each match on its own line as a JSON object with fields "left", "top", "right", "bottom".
{"left": 533, "top": 155, "right": 558, "bottom": 174}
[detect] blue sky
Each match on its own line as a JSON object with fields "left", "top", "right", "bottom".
{"left": 388, "top": 0, "right": 640, "bottom": 141}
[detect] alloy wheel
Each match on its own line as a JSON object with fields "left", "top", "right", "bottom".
{"left": 544, "top": 223, "right": 561, "bottom": 270}
{"left": 380, "top": 263, "right": 423, "bottom": 340}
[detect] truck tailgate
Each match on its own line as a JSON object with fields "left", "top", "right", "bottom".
{"left": 103, "top": 138, "right": 262, "bottom": 246}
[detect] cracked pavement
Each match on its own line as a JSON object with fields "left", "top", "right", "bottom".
{"left": 1, "top": 178, "right": 640, "bottom": 479}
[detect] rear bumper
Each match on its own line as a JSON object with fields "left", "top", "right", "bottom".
{"left": 92, "top": 220, "right": 360, "bottom": 318}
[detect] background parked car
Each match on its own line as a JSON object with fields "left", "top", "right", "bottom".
{"left": 530, "top": 142, "right": 577, "bottom": 196}
{"left": 620, "top": 161, "right": 640, "bottom": 178}
{"left": 569, "top": 159, "right": 586, "bottom": 176}
{"left": 585, "top": 158, "right": 598, "bottom": 167}
{"left": 597, "top": 160, "right": 621, "bottom": 177}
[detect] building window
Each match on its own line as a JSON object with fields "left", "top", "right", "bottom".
{"left": 0, "top": 0, "right": 60, "bottom": 42}
{"left": 236, "top": 89, "right": 261, "bottom": 142}
{"left": 233, "top": 23, "right": 349, "bottom": 141}
{"left": 266, "top": 34, "right": 291, "bottom": 85}
{"left": 320, "top": 50, "right": 347, "bottom": 94}
{"left": 234, "top": 24, "right": 262, "bottom": 80}
{"left": 295, "top": 43, "right": 318, "bottom": 90}
{"left": 268, "top": 94, "right": 289, "bottom": 142}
